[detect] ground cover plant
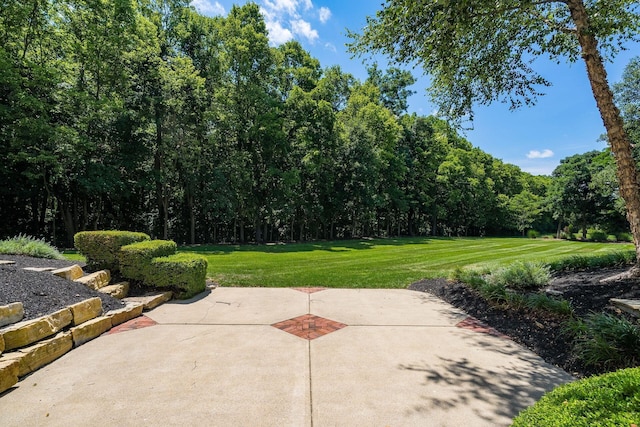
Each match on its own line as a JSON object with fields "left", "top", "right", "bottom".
{"left": 0, "top": 234, "right": 64, "bottom": 260}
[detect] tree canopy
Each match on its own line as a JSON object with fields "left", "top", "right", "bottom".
{"left": 349, "top": 0, "right": 640, "bottom": 266}
{"left": 0, "top": 1, "right": 633, "bottom": 246}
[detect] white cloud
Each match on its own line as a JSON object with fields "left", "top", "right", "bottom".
{"left": 526, "top": 149, "right": 554, "bottom": 159}
{"left": 266, "top": 20, "right": 294, "bottom": 44}
{"left": 291, "top": 19, "right": 318, "bottom": 42}
{"left": 324, "top": 42, "right": 336, "bottom": 52}
{"left": 264, "top": 0, "right": 299, "bottom": 15}
{"left": 191, "top": 0, "right": 225, "bottom": 16}
{"left": 318, "top": 6, "right": 331, "bottom": 23}
{"left": 260, "top": 0, "right": 321, "bottom": 45}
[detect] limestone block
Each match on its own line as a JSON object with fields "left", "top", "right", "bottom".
{"left": 4, "top": 332, "right": 73, "bottom": 377}
{"left": 123, "top": 291, "right": 172, "bottom": 311}
{"left": 51, "top": 264, "right": 84, "bottom": 281}
{"left": 105, "top": 302, "right": 144, "bottom": 327}
{"left": 23, "top": 267, "right": 56, "bottom": 272}
{"left": 0, "top": 334, "right": 4, "bottom": 354}
{"left": 74, "top": 270, "right": 111, "bottom": 290}
{"left": 0, "top": 302, "right": 24, "bottom": 328}
{"left": 99, "top": 282, "right": 129, "bottom": 299}
{"left": 69, "top": 297, "right": 103, "bottom": 326}
{"left": 0, "top": 359, "right": 19, "bottom": 394}
{"left": 1, "top": 308, "right": 72, "bottom": 351}
{"left": 610, "top": 298, "right": 640, "bottom": 317}
{"left": 71, "top": 316, "right": 112, "bottom": 347}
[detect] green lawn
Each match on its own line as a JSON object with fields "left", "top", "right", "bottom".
{"left": 172, "top": 237, "right": 633, "bottom": 288}
{"left": 64, "top": 237, "right": 633, "bottom": 288}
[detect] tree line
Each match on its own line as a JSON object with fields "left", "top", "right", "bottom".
{"left": 0, "top": 1, "right": 633, "bottom": 246}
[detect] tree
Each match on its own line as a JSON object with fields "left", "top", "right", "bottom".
{"left": 615, "top": 56, "right": 640, "bottom": 158}
{"left": 349, "top": 0, "right": 640, "bottom": 270}
{"left": 509, "top": 191, "right": 542, "bottom": 236}
{"left": 549, "top": 150, "right": 621, "bottom": 238}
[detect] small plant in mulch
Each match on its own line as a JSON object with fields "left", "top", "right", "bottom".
{"left": 565, "top": 313, "right": 640, "bottom": 370}
{"left": 0, "top": 234, "right": 65, "bottom": 260}
{"left": 450, "top": 263, "right": 569, "bottom": 317}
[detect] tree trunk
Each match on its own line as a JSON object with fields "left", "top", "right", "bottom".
{"left": 568, "top": 0, "right": 640, "bottom": 268}
{"left": 189, "top": 194, "right": 195, "bottom": 245}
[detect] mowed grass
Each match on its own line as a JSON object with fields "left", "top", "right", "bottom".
{"left": 175, "top": 237, "right": 634, "bottom": 288}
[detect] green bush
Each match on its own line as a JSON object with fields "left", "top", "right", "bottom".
{"left": 616, "top": 232, "right": 633, "bottom": 242}
{"left": 512, "top": 367, "right": 640, "bottom": 426}
{"left": 548, "top": 250, "right": 636, "bottom": 272}
{"left": 74, "top": 230, "right": 150, "bottom": 272}
{"left": 588, "top": 229, "right": 608, "bottom": 242}
{"left": 0, "top": 234, "right": 64, "bottom": 259}
{"left": 450, "top": 267, "right": 488, "bottom": 289}
{"left": 144, "top": 253, "right": 208, "bottom": 299}
{"left": 566, "top": 313, "right": 640, "bottom": 370}
{"left": 119, "top": 240, "right": 177, "bottom": 281}
{"left": 489, "top": 261, "right": 551, "bottom": 290}
{"left": 527, "top": 229, "right": 540, "bottom": 239}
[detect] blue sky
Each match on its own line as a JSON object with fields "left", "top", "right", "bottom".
{"left": 192, "top": 0, "right": 639, "bottom": 176}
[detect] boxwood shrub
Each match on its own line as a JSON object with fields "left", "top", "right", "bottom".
{"left": 119, "top": 240, "right": 177, "bottom": 281}
{"left": 512, "top": 367, "right": 640, "bottom": 426}
{"left": 74, "top": 230, "right": 150, "bottom": 272}
{"left": 143, "top": 253, "right": 208, "bottom": 299}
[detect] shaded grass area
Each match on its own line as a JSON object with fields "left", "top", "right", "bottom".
{"left": 168, "top": 237, "right": 634, "bottom": 288}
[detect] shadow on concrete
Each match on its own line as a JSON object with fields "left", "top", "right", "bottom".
{"left": 398, "top": 339, "right": 574, "bottom": 425}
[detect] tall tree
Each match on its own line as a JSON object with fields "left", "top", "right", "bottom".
{"left": 349, "top": 0, "right": 640, "bottom": 270}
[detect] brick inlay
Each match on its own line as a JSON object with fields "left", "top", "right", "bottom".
{"left": 456, "top": 316, "right": 510, "bottom": 340}
{"left": 272, "top": 314, "right": 347, "bottom": 340}
{"left": 109, "top": 315, "right": 158, "bottom": 334}
{"left": 292, "top": 287, "right": 327, "bottom": 294}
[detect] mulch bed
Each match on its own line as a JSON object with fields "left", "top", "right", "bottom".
{"left": 410, "top": 268, "right": 640, "bottom": 378}
{"left": 0, "top": 255, "right": 124, "bottom": 321}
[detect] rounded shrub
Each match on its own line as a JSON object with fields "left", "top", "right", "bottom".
{"left": 144, "top": 253, "right": 208, "bottom": 299}
{"left": 512, "top": 367, "right": 640, "bottom": 426}
{"left": 489, "top": 261, "right": 551, "bottom": 290}
{"left": 119, "top": 240, "right": 177, "bottom": 281}
{"left": 616, "top": 232, "right": 633, "bottom": 242}
{"left": 74, "top": 231, "right": 150, "bottom": 272}
{"left": 527, "top": 229, "right": 540, "bottom": 239}
{"left": 588, "top": 229, "right": 608, "bottom": 242}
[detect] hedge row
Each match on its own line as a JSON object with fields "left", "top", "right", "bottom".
{"left": 74, "top": 231, "right": 206, "bottom": 299}
{"left": 75, "top": 230, "right": 150, "bottom": 271}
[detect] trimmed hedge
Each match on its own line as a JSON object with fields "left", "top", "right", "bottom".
{"left": 74, "top": 231, "right": 150, "bottom": 272}
{"left": 144, "top": 253, "right": 208, "bottom": 299}
{"left": 512, "top": 367, "right": 640, "bottom": 426}
{"left": 119, "top": 240, "right": 177, "bottom": 281}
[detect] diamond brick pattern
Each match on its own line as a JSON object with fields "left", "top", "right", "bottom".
{"left": 456, "top": 316, "right": 510, "bottom": 340}
{"left": 292, "top": 287, "right": 327, "bottom": 294}
{"left": 108, "top": 315, "right": 158, "bottom": 335}
{"left": 272, "top": 314, "right": 347, "bottom": 340}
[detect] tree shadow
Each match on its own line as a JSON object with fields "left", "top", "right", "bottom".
{"left": 398, "top": 333, "right": 574, "bottom": 425}
{"left": 180, "top": 236, "right": 446, "bottom": 255}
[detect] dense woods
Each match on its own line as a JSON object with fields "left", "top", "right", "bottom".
{"left": 0, "top": 1, "right": 632, "bottom": 246}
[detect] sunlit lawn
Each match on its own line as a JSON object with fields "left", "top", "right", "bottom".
{"left": 64, "top": 237, "right": 633, "bottom": 288}
{"left": 175, "top": 237, "right": 633, "bottom": 288}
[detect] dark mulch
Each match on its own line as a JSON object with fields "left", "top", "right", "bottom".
{"left": 409, "top": 268, "right": 640, "bottom": 378}
{"left": 0, "top": 255, "right": 124, "bottom": 321}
